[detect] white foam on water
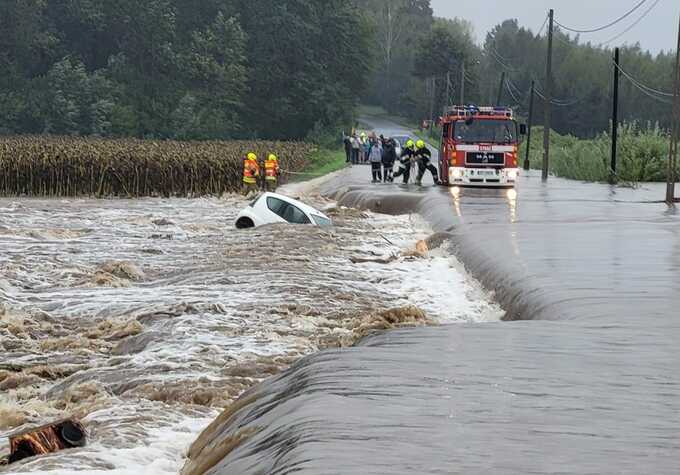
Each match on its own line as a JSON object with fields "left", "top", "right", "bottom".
{"left": 0, "top": 195, "right": 499, "bottom": 474}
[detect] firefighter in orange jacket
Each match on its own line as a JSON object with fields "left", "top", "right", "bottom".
{"left": 243, "top": 152, "right": 260, "bottom": 195}
{"left": 264, "top": 154, "right": 280, "bottom": 191}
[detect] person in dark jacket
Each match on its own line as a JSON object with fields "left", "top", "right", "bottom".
{"left": 414, "top": 140, "right": 440, "bottom": 186}
{"left": 393, "top": 139, "right": 415, "bottom": 184}
{"left": 343, "top": 132, "right": 352, "bottom": 163}
{"left": 381, "top": 138, "right": 397, "bottom": 182}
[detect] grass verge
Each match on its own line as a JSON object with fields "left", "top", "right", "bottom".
{"left": 291, "top": 147, "right": 348, "bottom": 182}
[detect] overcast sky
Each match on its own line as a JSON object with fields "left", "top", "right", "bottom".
{"left": 431, "top": 0, "right": 678, "bottom": 54}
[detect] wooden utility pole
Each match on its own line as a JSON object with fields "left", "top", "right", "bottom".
{"left": 496, "top": 72, "right": 506, "bottom": 106}
{"left": 445, "top": 71, "right": 451, "bottom": 112}
{"left": 460, "top": 63, "right": 466, "bottom": 105}
{"left": 524, "top": 80, "right": 536, "bottom": 171}
{"left": 666, "top": 16, "right": 680, "bottom": 204}
{"left": 610, "top": 47, "right": 620, "bottom": 184}
{"left": 429, "top": 77, "right": 436, "bottom": 128}
{"left": 542, "top": 9, "right": 554, "bottom": 181}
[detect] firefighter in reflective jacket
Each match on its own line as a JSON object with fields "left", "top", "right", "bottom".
{"left": 393, "top": 139, "right": 415, "bottom": 184}
{"left": 414, "top": 140, "right": 440, "bottom": 186}
{"left": 243, "top": 152, "right": 260, "bottom": 195}
{"left": 264, "top": 154, "right": 280, "bottom": 191}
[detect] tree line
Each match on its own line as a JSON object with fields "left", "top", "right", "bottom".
{"left": 1, "top": 1, "right": 675, "bottom": 141}
{"left": 361, "top": 2, "right": 677, "bottom": 138}
{"left": 0, "top": 0, "right": 371, "bottom": 140}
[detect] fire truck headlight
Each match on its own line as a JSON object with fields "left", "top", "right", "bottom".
{"left": 452, "top": 168, "right": 464, "bottom": 178}
{"left": 507, "top": 169, "right": 518, "bottom": 180}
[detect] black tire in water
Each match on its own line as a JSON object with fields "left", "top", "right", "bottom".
{"left": 235, "top": 217, "right": 255, "bottom": 229}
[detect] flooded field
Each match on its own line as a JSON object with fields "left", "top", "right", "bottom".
{"left": 0, "top": 191, "right": 500, "bottom": 473}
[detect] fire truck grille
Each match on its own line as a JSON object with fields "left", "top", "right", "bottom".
{"left": 465, "top": 152, "right": 505, "bottom": 166}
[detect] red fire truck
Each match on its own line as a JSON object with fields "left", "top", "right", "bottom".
{"left": 439, "top": 106, "right": 526, "bottom": 187}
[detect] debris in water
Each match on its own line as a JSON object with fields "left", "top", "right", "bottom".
{"left": 6, "top": 418, "right": 86, "bottom": 464}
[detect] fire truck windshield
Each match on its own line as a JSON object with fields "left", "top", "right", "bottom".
{"left": 454, "top": 119, "right": 517, "bottom": 144}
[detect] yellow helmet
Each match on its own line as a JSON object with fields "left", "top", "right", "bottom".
{"left": 268, "top": 154, "right": 278, "bottom": 161}
{"left": 405, "top": 139, "right": 415, "bottom": 149}
{"left": 416, "top": 140, "right": 426, "bottom": 149}
{"left": 247, "top": 152, "right": 257, "bottom": 161}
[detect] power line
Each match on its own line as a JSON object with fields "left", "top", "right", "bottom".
{"left": 599, "top": 0, "right": 662, "bottom": 46}
{"left": 554, "top": 0, "right": 649, "bottom": 34}
{"left": 614, "top": 62, "right": 674, "bottom": 104}
{"left": 614, "top": 61, "right": 674, "bottom": 97}
{"left": 504, "top": 80, "right": 524, "bottom": 105}
{"left": 536, "top": 15, "right": 549, "bottom": 37}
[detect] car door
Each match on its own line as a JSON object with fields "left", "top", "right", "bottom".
{"left": 264, "top": 196, "right": 290, "bottom": 224}
{"left": 281, "top": 202, "right": 311, "bottom": 224}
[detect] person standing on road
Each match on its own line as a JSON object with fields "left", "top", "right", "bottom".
{"left": 264, "top": 153, "right": 280, "bottom": 191}
{"left": 414, "top": 140, "right": 440, "bottom": 186}
{"left": 343, "top": 132, "right": 352, "bottom": 163}
{"left": 393, "top": 139, "right": 415, "bottom": 184}
{"left": 382, "top": 138, "right": 397, "bottom": 182}
{"left": 368, "top": 141, "right": 383, "bottom": 183}
{"left": 351, "top": 134, "right": 361, "bottom": 165}
{"left": 242, "top": 152, "right": 261, "bottom": 195}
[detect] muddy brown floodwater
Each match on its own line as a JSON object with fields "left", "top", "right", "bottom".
{"left": 0, "top": 190, "right": 499, "bottom": 473}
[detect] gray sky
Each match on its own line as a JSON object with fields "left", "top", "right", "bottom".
{"left": 431, "top": 0, "right": 678, "bottom": 54}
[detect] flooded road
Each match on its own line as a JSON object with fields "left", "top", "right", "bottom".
{"left": 0, "top": 188, "right": 499, "bottom": 473}
{"left": 184, "top": 120, "right": 680, "bottom": 473}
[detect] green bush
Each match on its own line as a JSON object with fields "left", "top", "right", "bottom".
{"left": 520, "top": 123, "right": 674, "bottom": 183}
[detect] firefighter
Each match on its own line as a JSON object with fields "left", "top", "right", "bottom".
{"left": 242, "top": 152, "right": 260, "bottom": 195}
{"left": 414, "top": 140, "right": 440, "bottom": 186}
{"left": 393, "top": 139, "right": 415, "bottom": 184}
{"left": 264, "top": 153, "right": 280, "bottom": 191}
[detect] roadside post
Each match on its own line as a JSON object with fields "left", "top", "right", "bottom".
{"left": 524, "top": 80, "right": 535, "bottom": 171}
{"left": 542, "top": 9, "right": 554, "bottom": 182}
{"left": 666, "top": 16, "right": 680, "bottom": 204}
{"left": 610, "top": 47, "right": 620, "bottom": 185}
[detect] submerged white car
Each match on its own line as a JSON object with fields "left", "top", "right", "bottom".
{"left": 235, "top": 192, "right": 333, "bottom": 229}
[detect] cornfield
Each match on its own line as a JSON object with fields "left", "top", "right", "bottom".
{"left": 0, "top": 136, "right": 315, "bottom": 197}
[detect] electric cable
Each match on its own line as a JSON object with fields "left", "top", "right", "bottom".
{"left": 614, "top": 61, "right": 674, "bottom": 97}
{"left": 536, "top": 14, "right": 549, "bottom": 37}
{"left": 599, "top": 0, "right": 662, "bottom": 46}
{"left": 554, "top": 0, "right": 648, "bottom": 34}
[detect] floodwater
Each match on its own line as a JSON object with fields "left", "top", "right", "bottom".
{"left": 183, "top": 121, "right": 680, "bottom": 473}
{"left": 0, "top": 188, "right": 499, "bottom": 473}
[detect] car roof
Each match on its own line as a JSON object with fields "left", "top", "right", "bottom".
{"left": 260, "top": 192, "right": 329, "bottom": 218}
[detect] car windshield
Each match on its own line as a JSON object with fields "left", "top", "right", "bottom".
{"left": 311, "top": 214, "right": 332, "bottom": 226}
{"left": 454, "top": 119, "right": 517, "bottom": 144}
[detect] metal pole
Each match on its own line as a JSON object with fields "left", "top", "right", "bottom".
{"left": 610, "top": 47, "right": 620, "bottom": 184}
{"left": 524, "top": 80, "right": 535, "bottom": 171}
{"left": 460, "top": 63, "right": 466, "bottom": 105}
{"left": 496, "top": 71, "right": 506, "bottom": 106}
{"left": 542, "top": 9, "right": 554, "bottom": 182}
{"left": 667, "top": 16, "right": 680, "bottom": 204}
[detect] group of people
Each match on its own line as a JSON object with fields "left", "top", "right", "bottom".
{"left": 344, "top": 131, "right": 440, "bottom": 186}
{"left": 242, "top": 152, "right": 280, "bottom": 195}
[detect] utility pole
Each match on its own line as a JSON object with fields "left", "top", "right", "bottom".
{"left": 666, "top": 16, "right": 680, "bottom": 204}
{"left": 524, "top": 80, "right": 535, "bottom": 171}
{"left": 429, "top": 76, "right": 436, "bottom": 130}
{"left": 496, "top": 71, "right": 506, "bottom": 106}
{"left": 542, "top": 9, "right": 554, "bottom": 182}
{"left": 460, "top": 63, "right": 466, "bottom": 105}
{"left": 445, "top": 71, "right": 451, "bottom": 113}
{"left": 610, "top": 48, "right": 620, "bottom": 184}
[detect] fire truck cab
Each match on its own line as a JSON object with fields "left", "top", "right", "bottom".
{"left": 439, "top": 106, "right": 525, "bottom": 188}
